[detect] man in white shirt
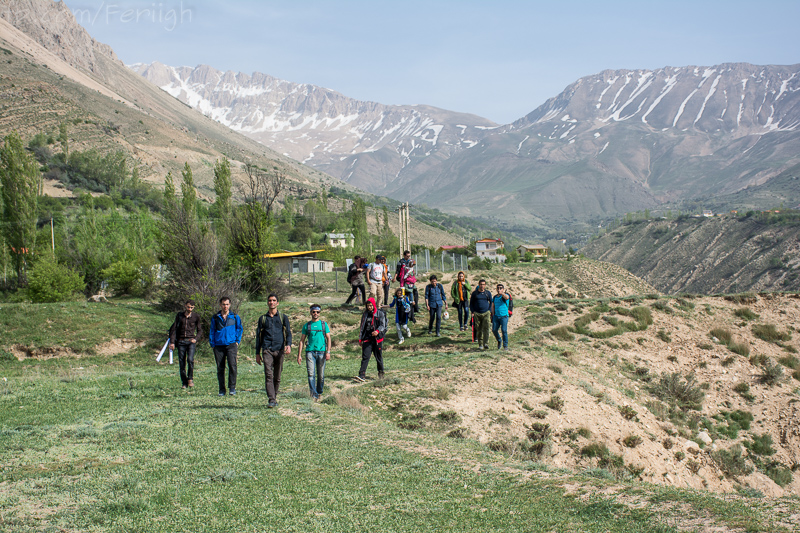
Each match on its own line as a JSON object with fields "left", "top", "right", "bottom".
{"left": 365, "top": 254, "right": 386, "bottom": 308}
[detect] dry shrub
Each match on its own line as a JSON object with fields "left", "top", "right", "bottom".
{"left": 331, "top": 390, "right": 368, "bottom": 414}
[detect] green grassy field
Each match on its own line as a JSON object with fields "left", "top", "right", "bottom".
{"left": 1, "top": 291, "right": 795, "bottom": 532}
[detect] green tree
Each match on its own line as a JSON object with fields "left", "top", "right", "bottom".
{"left": 26, "top": 255, "right": 84, "bottom": 302}
{"left": 58, "top": 122, "right": 68, "bottom": 158}
{"left": 351, "top": 198, "right": 369, "bottom": 251}
{"left": 181, "top": 162, "right": 196, "bottom": 219}
{"left": 213, "top": 157, "right": 232, "bottom": 224}
{"left": 164, "top": 171, "right": 176, "bottom": 204}
{"left": 0, "top": 131, "right": 42, "bottom": 285}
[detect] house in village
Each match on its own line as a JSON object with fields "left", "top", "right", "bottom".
{"left": 475, "top": 238, "right": 506, "bottom": 262}
{"left": 323, "top": 233, "right": 354, "bottom": 248}
{"left": 516, "top": 244, "right": 549, "bottom": 260}
{"left": 264, "top": 249, "right": 334, "bottom": 274}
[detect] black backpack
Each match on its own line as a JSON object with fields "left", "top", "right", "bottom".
{"left": 347, "top": 263, "right": 357, "bottom": 283}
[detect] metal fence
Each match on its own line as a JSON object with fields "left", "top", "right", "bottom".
{"left": 282, "top": 252, "right": 472, "bottom": 295}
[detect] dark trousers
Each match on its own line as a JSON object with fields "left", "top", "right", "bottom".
{"left": 345, "top": 283, "right": 366, "bottom": 305}
{"left": 428, "top": 306, "right": 442, "bottom": 334}
{"left": 383, "top": 282, "right": 390, "bottom": 306}
{"left": 359, "top": 339, "right": 384, "bottom": 378}
{"left": 177, "top": 340, "right": 196, "bottom": 386}
{"left": 262, "top": 349, "right": 285, "bottom": 402}
{"left": 213, "top": 344, "right": 238, "bottom": 393}
{"left": 455, "top": 301, "right": 469, "bottom": 328}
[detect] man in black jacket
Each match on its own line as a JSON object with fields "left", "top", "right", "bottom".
{"left": 355, "top": 297, "right": 388, "bottom": 382}
{"left": 169, "top": 300, "right": 202, "bottom": 389}
{"left": 255, "top": 294, "right": 292, "bottom": 408}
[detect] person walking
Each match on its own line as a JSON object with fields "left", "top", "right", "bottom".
{"left": 355, "top": 297, "right": 387, "bottom": 382}
{"left": 450, "top": 271, "right": 471, "bottom": 332}
{"left": 396, "top": 250, "right": 419, "bottom": 313}
{"left": 366, "top": 254, "right": 386, "bottom": 308}
{"left": 492, "top": 283, "right": 511, "bottom": 350}
{"left": 169, "top": 299, "right": 202, "bottom": 390}
{"left": 389, "top": 287, "right": 413, "bottom": 344}
{"left": 380, "top": 256, "right": 391, "bottom": 306}
{"left": 425, "top": 275, "right": 447, "bottom": 337}
{"left": 209, "top": 297, "right": 242, "bottom": 396}
{"left": 344, "top": 256, "right": 366, "bottom": 305}
{"left": 255, "top": 294, "right": 292, "bottom": 408}
{"left": 470, "top": 279, "right": 493, "bottom": 350}
{"left": 297, "top": 304, "right": 331, "bottom": 402}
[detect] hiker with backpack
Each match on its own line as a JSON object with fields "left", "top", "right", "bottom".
{"left": 297, "top": 304, "right": 331, "bottom": 402}
{"left": 344, "top": 256, "right": 366, "bottom": 306}
{"left": 450, "top": 271, "right": 471, "bottom": 332}
{"left": 470, "top": 279, "right": 492, "bottom": 350}
{"left": 492, "top": 283, "right": 512, "bottom": 350}
{"left": 396, "top": 250, "right": 420, "bottom": 314}
{"left": 209, "top": 297, "right": 243, "bottom": 396}
{"left": 389, "top": 287, "right": 413, "bottom": 344}
{"left": 355, "top": 297, "right": 388, "bottom": 382}
{"left": 255, "top": 294, "right": 292, "bottom": 408}
{"left": 380, "top": 256, "right": 392, "bottom": 307}
{"left": 169, "top": 299, "right": 202, "bottom": 390}
{"left": 366, "top": 254, "right": 387, "bottom": 308}
{"left": 424, "top": 275, "right": 447, "bottom": 337}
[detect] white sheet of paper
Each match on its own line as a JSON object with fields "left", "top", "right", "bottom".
{"left": 156, "top": 338, "right": 169, "bottom": 362}
{"left": 169, "top": 349, "right": 173, "bottom": 365}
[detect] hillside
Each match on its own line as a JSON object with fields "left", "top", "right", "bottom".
{"left": 0, "top": 0, "right": 477, "bottom": 250}
{"left": 582, "top": 214, "right": 800, "bottom": 294}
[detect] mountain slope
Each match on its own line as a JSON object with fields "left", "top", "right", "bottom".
{"left": 137, "top": 61, "right": 800, "bottom": 235}
{"left": 132, "top": 62, "right": 497, "bottom": 195}
{"left": 582, "top": 214, "right": 800, "bottom": 294}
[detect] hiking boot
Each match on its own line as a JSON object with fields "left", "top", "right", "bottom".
{"left": 378, "top": 372, "right": 385, "bottom": 380}
{"left": 497, "top": 342, "right": 501, "bottom": 350}
{"left": 268, "top": 400, "right": 278, "bottom": 408}
{"left": 188, "top": 379, "right": 194, "bottom": 387}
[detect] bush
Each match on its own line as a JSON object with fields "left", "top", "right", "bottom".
{"left": 745, "top": 433, "right": 775, "bottom": 456}
{"left": 733, "top": 382, "right": 755, "bottom": 401}
{"left": 752, "top": 324, "right": 792, "bottom": 344}
{"left": 27, "top": 258, "right": 85, "bottom": 302}
{"left": 622, "top": 435, "right": 643, "bottom": 448}
{"left": 765, "top": 463, "right": 793, "bottom": 487}
{"left": 652, "top": 372, "right": 705, "bottom": 411}
{"left": 712, "top": 445, "right": 753, "bottom": 477}
{"left": 710, "top": 328, "right": 733, "bottom": 344}
{"left": 549, "top": 326, "right": 574, "bottom": 341}
{"left": 778, "top": 355, "right": 799, "bottom": 369}
{"left": 618, "top": 405, "right": 637, "bottom": 420}
{"left": 543, "top": 395, "right": 564, "bottom": 412}
{"left": 103, "top": 256, "right": 157, "bottom": 297}
{"left": 759, "top": 361, "right": 784, "bottom": 386}
{"left": 734, "top": 308, "right": 759, "bottom": 320}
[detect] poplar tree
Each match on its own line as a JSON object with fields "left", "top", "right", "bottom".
{"left": 213, "top": 157, "right": 232, "bottom": 223}
{"left": 0, "top": 132, "right": 42, "bottom": 285}
{"left": 181, "top": 162, "right": 196, "bottom": 219}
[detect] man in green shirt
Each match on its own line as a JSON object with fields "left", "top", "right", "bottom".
{"left": 297, "top": 304, "right": 332, "bottom": 401}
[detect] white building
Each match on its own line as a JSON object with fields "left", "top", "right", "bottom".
{"left": 475, "top": 238, "right": 506, "bottom": 262}
{"left": 323, "top": 233, "right": 354, "bottom": 248}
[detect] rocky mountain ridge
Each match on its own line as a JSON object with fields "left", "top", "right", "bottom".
{"left": 131, "top": 61, "right": 497, "bottom": 195}
{"left": 136, "top": 61, "right": 800, "bottom": 237}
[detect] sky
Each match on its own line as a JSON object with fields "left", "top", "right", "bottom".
{"left": 61, "top": 0, "right": 800, "bottom": 124}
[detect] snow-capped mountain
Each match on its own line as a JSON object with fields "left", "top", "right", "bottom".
{"left": 130, "top": 62, "right": 496, "bottom": 194}
{"left": 134, "top": 61, "right": 800, "bottom": 231}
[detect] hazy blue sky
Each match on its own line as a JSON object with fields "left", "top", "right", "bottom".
{"left": 62, "top": 0, "right": 800, "bottom": 124}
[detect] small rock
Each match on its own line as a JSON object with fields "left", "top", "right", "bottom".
{"left": 684, "top": 440, "right": 701, "bottom": 454}
{"left": 697, "top": 431, "right": 713, "bottom": 445}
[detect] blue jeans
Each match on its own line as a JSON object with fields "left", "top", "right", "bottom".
{"left": 492, "top": 315, "right": 509, "bottom": 348}
{"left": 305, "top": 351, "right": 327, "bottom": 398}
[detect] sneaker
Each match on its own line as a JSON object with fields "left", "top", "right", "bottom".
{"left": 354, "top": 376, "right": 366, "bottom": 383}
{"left": 436, "top": 333, "right": 441, "bottom": 337}
{"left": 404, "top": 328, "right": 412, "bottom": 338}
{"left": 398, "top": 339, "right": 404, "bottom": 345}
{"left": 268, "top": 400, "right": 278, "bottom": 408}
{"left": 428, "top": 330, "right": 433, "bottom": 335}
{"left": 188, "top": 379, "right": 194, "bottom": 387}
{"left": 378, "top": 372, "right": 385, "bottom": 380}
{"left": 182, "top": 385, "right": 187, "bottom": 389}
{"left": 483, "top": 344, "right": 489, "bottom": 350}
{"left": 497, "top": 342, "right": 501, "bottom": 350}
{"left": 480, "top": 345, "right": 485, "bottom": 351}
{"left": 219, "top": 392, "right": 226, "bottom": 396}
{"left": 230, "top": 390, "right": 237, "bottom": 396}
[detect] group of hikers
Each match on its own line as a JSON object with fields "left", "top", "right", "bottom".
{"left": 167, "top": 250, "right": 512, "bottom": 403}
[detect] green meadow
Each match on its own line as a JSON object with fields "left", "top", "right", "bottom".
{"left": 0, "top": 293, "right": 793, "bottom": 532}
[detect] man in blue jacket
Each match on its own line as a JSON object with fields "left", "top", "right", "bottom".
{"left": 424, "top": 275, "right": 447, "bottom": 337}
{"left": 209, "top": 296, "right": 243, "bottom": 396}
